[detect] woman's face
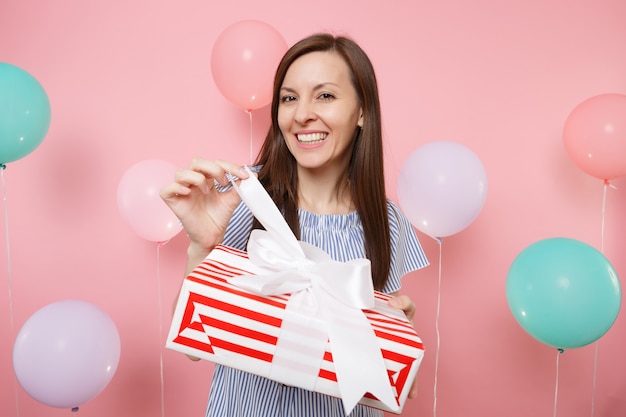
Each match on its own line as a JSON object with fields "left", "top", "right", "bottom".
{"left": 278, "top": 51, "right": 363, "bottom": 173}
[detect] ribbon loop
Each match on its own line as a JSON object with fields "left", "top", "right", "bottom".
{"left": 228, "top": 167, "right": 396, "bottom": 415}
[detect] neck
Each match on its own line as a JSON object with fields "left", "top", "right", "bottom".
{"left": 296, "top": 167, "right": 353, "bottom": 214}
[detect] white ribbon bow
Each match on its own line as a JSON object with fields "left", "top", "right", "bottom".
{"left": 228, "top": 167, "right": 397, "bottom": 415}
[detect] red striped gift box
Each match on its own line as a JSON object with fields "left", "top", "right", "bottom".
{"left": 166, "top": 244, "right": 425, "bottom": 414}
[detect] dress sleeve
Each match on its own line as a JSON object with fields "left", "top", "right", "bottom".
{"left": 221, "top": 201, "right": 254, "bottom": 250}
{"left": 217, "top": 165, "right": 261, "bottom": 250}
{"left": 382, "top": 200, "right": 429, "bottom": 294}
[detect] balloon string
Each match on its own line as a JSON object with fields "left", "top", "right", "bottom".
{"left": 432, "top": 237, "right": 442, "bottom": 417}
{"left": 590, "top": 180, "right": 611, "bottom": 417}
{"left": 156, "top": 242, "right": 166, "bottom": 417}
{"left": 2, "top": 165, "right": 20, "bottom": 417}
{"left": 248, "top": 110, "right": 253, "bottom": 165}
{"left": 600, "top": 180, "right": 608, "bottom": 254}
{"left": 590, "top": 342, "right": 598, "bottom": 417}
{"left": 554, "top": 349, "right": 564, "bottom": 417}
{"left": 1, "top": 165, "right": 12, "bottom": 329}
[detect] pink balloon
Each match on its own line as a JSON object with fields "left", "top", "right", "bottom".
{"left": 211, "top": 20, "right": 288, "bottom": 111}
{"left": 397, "top": 141, "right": 488, "bottom": 239}
{"left": 117, "top": 159, "right": 183, "bottom": 243}
{"left": 13, "top": 300, "right": 121, "bottom": 409}
{"left": 563, "top": 93, "right": 626, "bottom": 180}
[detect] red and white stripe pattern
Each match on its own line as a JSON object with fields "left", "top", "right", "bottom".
{"left": 167, "top": 244, "right": 425, "bottom": 414}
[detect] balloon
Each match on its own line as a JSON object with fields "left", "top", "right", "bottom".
{"left": 117, "top": 159, "right": 183, "bottom": 243}
{"left": 397, "top": 141, "right": 488, "bottom": 238}
{"left": 0, "top": 63, "right": 51, "bottom": 164}
{"left": 211, "top": 20, "right": 288, "bottom": 111}
{"left": 563, "top": 93, "right": 626, "bottom": 180}
{"left": 506, "top": 238, "right": 621, "bottom": 349}
{"left": 13, "top": 300, "right": 121, "bottom": 409}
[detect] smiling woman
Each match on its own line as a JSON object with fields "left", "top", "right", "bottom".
{"left": 278, "top": 51, "right": 364, "bottom": 184}
{"left": 160, "top": 33, "right": 429, "bottom": 417}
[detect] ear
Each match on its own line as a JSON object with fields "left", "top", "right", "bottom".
{"left": 358, "top": 111, "right": 364, "bottom": 127}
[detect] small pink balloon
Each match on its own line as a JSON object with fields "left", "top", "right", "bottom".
{"left": 563, "top": 93, "right": 626, "bottom": 180}
{"left": 117, "top": 159, "right": 183, "bottom": 243}
{"left": 211, "top": 20, "right": 288, "bottom": 111}
{"left": 13, "top": 300, "right": 121, "bottom": 409}
{"left": 397, "top": 141, "right": 488, "bottom": 239}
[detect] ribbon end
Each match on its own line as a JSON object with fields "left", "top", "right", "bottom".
{"left": 338, "top": 370, "right": 398, "bottom": 415}
{"left": 342, "top": 397, "right": 361, "bottom": 417}
{"left": 340, "top": 384, "right": 398, "bottom": 416}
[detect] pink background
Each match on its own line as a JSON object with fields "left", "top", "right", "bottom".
{"left": 1, "top": 0, "right": 626, "bottom": 416}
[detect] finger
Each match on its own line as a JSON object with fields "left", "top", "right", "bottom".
{"left": 401, "top": 295, "right": 416, "bottom": 324}
{"left": 188, "top": 158, "right": 250, "bottom": 186}
{"left": 160, "top": 165, "right": 217, "bottom": 200}
{"left": 160, "top": 182, "right": 191, "bottom": 200}
{"left": 408, "top": 377, "right": 418, "bottom": 399}
{"left": 174, "top": 168, "right": 212, "bottom": 192}
{"left": 388, "top": 294, "right": 416, "bottom": 325}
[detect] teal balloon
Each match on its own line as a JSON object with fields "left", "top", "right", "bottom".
{"left": 0, "top": 63, "right": 51, "bottom": 164}
{"left": 506, "top": 237, "right": 621, "bottom": 349}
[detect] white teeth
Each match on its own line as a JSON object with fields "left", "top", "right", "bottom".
{"left": 297, "top": 133, "right": 327, "bottom": 143}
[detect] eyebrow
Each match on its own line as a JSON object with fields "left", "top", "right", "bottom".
{"left": 280, "top": 82, "right": 341, "bottom": 93}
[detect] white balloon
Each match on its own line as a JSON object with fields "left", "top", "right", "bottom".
{"left": 397, "top": 141, "right": 488, "bottom": 238}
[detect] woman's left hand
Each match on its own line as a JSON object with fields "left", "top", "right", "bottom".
{"left": 388, "top": 293, "right": 418, "bottom": 399}
{"left": 388, "top": 293, "right": 415, "bottom": 325}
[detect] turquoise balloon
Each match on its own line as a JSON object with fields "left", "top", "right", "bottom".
{"left": 507, "top": 238, "right": 621, "bottom": 349}
{"left": 0, "top": 63, "right": 51, "bottom": 164}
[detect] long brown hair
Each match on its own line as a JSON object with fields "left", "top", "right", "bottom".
{"left": 253, "top": 33, "right": 391, "bottom": 291}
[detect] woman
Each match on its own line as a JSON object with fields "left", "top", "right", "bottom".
{"left": 161, "top": 33, "right": 428, "bottom": 417}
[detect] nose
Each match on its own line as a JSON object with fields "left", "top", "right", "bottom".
{"left": 294, "top": 101, "right": 317, "bottom": 125}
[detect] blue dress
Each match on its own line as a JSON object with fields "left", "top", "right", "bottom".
{"left": 205, "top": 200, "right": 429, "bottom": 417}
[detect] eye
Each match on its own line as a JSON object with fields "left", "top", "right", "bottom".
{"left": 280, "top": 94, "right": 297, "bottom": 103}
{"left": 318, "top": 92, "right": 335, "bottom": 101}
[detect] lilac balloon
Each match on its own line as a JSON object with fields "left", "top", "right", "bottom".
{"left": 13, "top": 300, "right": 121, "bottom": 409}
{"left": 397, "top": 141, "right": 488, "bottom": 238}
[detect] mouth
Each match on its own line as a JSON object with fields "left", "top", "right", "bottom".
{"left": 296, "top": 132, "right": 327, "bottom": 144}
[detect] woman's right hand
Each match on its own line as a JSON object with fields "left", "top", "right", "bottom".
{"left": 160, "top": 158, "right": 250, "bottom": 257}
